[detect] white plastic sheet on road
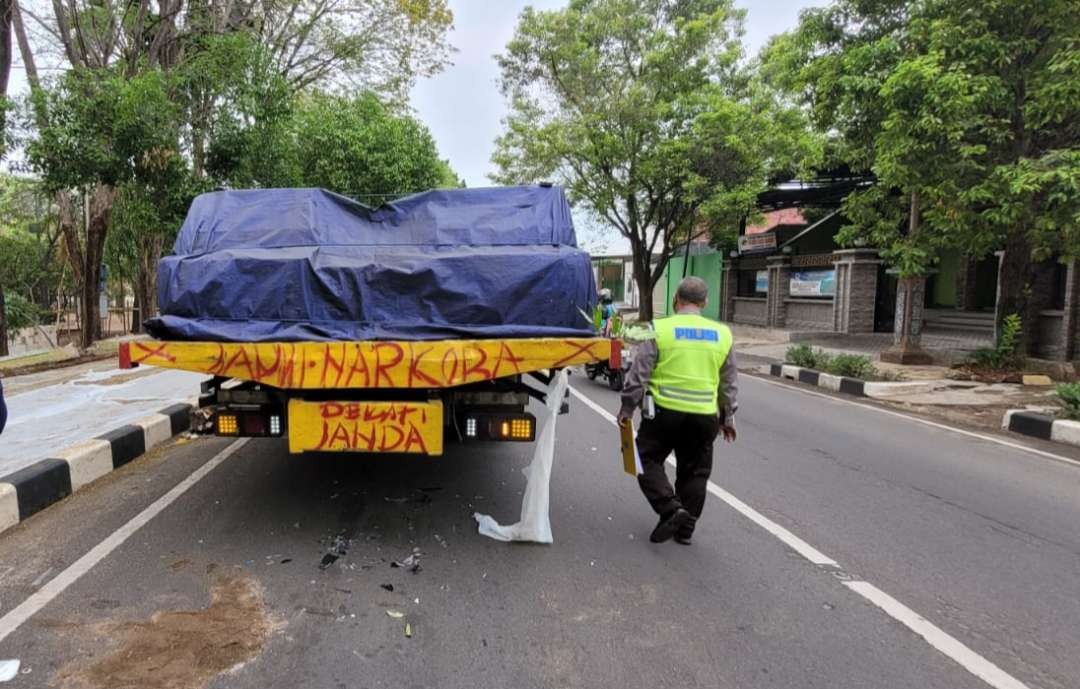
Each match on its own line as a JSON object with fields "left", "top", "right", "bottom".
{"left": 474, "top": 369, "right": 569, "bottom": 544}
{"left": 0, "top": 365, "right": 205, "bottom": 477}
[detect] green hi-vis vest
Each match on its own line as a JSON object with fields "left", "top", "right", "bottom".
{"left": 648, "top": 313, "right": 733, "bottom": 415}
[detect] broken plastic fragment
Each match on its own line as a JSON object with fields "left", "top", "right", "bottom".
{"left": 0, "top": 660, "right": 19, "bottom": 682}
{"left": 405, "top": 623, "right": 413, "bottom": 638}
{"left": 391, "top": 553, "right": 421, "bottom": 573}
{"left": 386, "top": 610, "right": 405, "bottom": 619}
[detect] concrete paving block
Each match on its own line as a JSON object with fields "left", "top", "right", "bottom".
{"left": 1022, "top": 374, "right": 1053, "bottom": 387}
{"left": 1050, "top": 419, "right": 1080, "bottom": 446}
{"left": 0, "top": 484, "right": 19, "bottom": 534}
{"left": 863, "top": 381, "right": 941, "bottom": 399}
{"left": 780, "top": 365, "right": 800, "bottom": 380}
{"left": 1008, "top": 411, "right": 1054, "bottom": 440}
{"left": 139, "top": 414, "right": 173, "bottom": 450}
{"left": 56, "top": 438, "right": 114, "bottom": 491}
{"left": 1001, "top": 409, "right": 1020, "bottom": 430}
{"left": 817, "top": 373, "right": 842, "bottom": 392}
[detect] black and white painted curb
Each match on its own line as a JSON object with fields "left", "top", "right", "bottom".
{"left": 1002, "top": 409, "right": 1080, "bottom": 447}
{"left": 0, "top": 403, "right": 194, "bottom": 534}
{"left": 767, "top": 363, "right": 944, "bottom": 399}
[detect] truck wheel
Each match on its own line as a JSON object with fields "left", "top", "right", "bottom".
{"left": 608, "top": 370, "right": 624, "bottom": 391}
{"left": 586, "top": 365, "right": 599, "bottom": 380}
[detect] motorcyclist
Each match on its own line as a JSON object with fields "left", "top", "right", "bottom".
{"left": 599, "top": 288, "right": 616, "bottom": 337}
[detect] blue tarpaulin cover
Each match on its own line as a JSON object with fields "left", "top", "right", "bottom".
{"left": 146, "top": 186, "right": 598, "bottom": 342}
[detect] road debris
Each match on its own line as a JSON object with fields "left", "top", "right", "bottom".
{"left": 319, "top": 535, "right": 350, "bottom": 570}
{"left": 391, "top": 550, "right": 422, "bottom": 573}
{"left": 0, "top": 660, "right": 19, "bottom": 682}
{"left": 405, "top": 623, "right": 413, "bottom": 638}
{"left": 386, "top": 610, "right": 405, "bottom": 619}
{"left": 380, "top": 583, "right": 394, "bottom": 592}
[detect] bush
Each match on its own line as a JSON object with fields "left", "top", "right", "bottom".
{"left": 1056, "top": 382, "right": 1080, "bottom": 420}
{"left": 786, "top": 344, "right": 829, "bottom": 369}
{"left": 786, "top": 344, "right": 885, "bottom": 380}
{"left": 969, "top": 313, "right": 1024, "bottom": 371}
{"left": 826, "top": 353, "right": 876, "bottom": 379}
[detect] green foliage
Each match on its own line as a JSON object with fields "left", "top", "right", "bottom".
{"left": 208, "top": 90, "right": 457, "bottom": 203}
{"left": 3, "top": 293, "right": 41, "bottom": 337}
{"left": 969, "top": 313, "right": 1025, "bottom": 370}
{"left": 786, "top": 344, "right": 830, "bottom": 370}
{"left": 787, "top": 344, "right": 880, "bottom": 380}
{"left": 1055, "top": 382, "right": 1080, "bottom": 421}
{"left": 827, "top": 354, "right": 876, "bottom": 380}
{"left": 767, "top": 0, "right": 1080, "bottom": 282}
{"left": 0, "top": 176, "right": 61, "bottom": 301}
{"left": 492, "top": 0, "right": 819, "bottom": 318}
{"left": 26, "top": 69, "right": 182, "bottom": 192}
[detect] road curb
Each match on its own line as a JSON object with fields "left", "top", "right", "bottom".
{"left": 1002, "top": 409, "right": 1080, "bottom": 447}
{"left": 0, "top": 403, "right": 194, "bottom": 535}
{"left": 769, "top": 363, "right": 868, "bottom": 397}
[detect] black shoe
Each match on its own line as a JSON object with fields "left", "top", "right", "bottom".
{"left": 650, "top": 508, "right": 691, "bottom": 543}
{"left": 674, "top": 515, "right": 696, "bottom": 545}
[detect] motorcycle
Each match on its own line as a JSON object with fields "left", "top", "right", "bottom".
{"left": 585, "top": 344, "right": 632, "bottom": 391}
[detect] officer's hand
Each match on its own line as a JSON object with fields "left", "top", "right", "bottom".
{"left": 720, "top": 425, "right": 737, "bottom": 442}
{"left": 617, "top": 409, "right": 633, "bottom": 426}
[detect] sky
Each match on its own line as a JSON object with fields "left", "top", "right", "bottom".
{"left": 410, "top": 0, "right": 823, "bottom": 252}
{"left": 4, "top": 0, "right": 822, "bottom": 251}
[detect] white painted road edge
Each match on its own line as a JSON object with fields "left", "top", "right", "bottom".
{"left": 0, "top": 438, "right": 249, "bottom": 644}
{"left": 569, "top": 385, "right": 1032, "bottom": 689}
{"left": 751, "top": 373, "right": 1080, "bottom": 470}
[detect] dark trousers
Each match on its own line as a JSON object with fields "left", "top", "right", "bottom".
{"left": 636, "top": 407, "right": 720, "bottom": 524}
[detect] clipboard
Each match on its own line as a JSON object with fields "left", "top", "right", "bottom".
{"left": 619, "top": 422, "right": 644, "bottom": 476}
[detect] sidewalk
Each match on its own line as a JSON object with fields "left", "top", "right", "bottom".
{"left": 732, "top": 325, "right": 1059, "bottom": 432}
{"left": 0, "top": 362, "right": 205, "bottom": 477}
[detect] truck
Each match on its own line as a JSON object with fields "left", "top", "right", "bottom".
{"left": 118, "top": 185, "right": 618, "bottom": 455}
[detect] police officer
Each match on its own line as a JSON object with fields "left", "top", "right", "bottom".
{"left": 618, "top": 277, "right": 737, "bottom": 544}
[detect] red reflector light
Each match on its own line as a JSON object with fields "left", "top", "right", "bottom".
{"left": 242, "top": 414, "right": 267, "bottom": 436}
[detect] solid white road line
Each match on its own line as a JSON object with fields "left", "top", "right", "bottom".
{"left": 0, "top": 438, "right": 248, "bottom": 644}
{"left": 569, "top": 384, "right": 1033, "bottom": 689}
{"left": 748, "top": 373, "right": 1080, "bottom": 470}
{"left": 844, "top": 581, "right": 1030, "bottom": 689}
{"left": 568, "top": 387, "right": 837, "bottom": 566}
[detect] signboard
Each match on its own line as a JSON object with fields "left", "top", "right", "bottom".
{"left": 755, "top": 270, "right": 769, "bottom": 293}
{"left": 790, "top": 270, "right": 836, "bottom": 297}
{"left": 738, "top": 233, "right": 777, "bottom": 254}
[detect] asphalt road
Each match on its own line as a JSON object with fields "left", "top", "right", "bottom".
{"left": 0, "top": 372, "right": 1077, "bottom": 689}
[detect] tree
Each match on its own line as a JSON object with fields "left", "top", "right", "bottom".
{"left": 491, "top": 0, "right": 813, "bottom": 320}
{"left": 768, "top": 0, "right": 1080, "bottom": 354}
{"left": 25, "top": 68, "right": 183, "bottom": 348}
{"left": 208, "top": 90, "right": 461, "bottom": 202}
{"left": 0, "top": 175, "right": 60, "bottom": 354}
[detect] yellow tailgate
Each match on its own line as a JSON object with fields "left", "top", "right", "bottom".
{"left": 287, "top": 399, "right": 444, "bottom": 456}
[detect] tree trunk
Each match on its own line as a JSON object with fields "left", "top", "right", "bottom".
{"left": 131, "top": 286, "right": 141, "bottom": 334}
{"left": 881, "top": 191, "right": 934, "bottom": 365}
{"left": 134, "top": 233, "right": 162, "bottom": 332}
{"left": 996, "top": 228, "right": 1035, "bottom": 355}
{"left": 78, "top": 184, "right": 116, "bottom": 350}
{"left": 637, "top": 275, "right": 654, "bottom": 322}
{"left": 0, "top": 282, "right": 9, "bottom": 358}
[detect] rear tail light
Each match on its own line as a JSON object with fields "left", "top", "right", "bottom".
{"left": 217, "top": 414, "right": 239, "bottom": 435}
{"left": 462, "top": 413, "right": 535, "bottom": 442}
{"left": 215, "top": 410, "right": 284, "bottom": 438}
